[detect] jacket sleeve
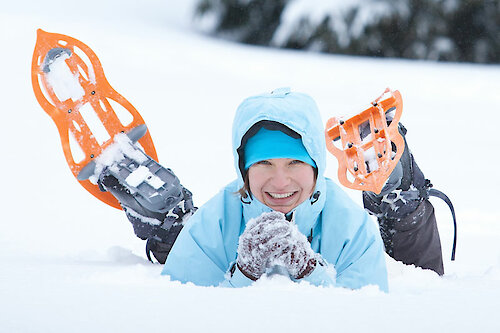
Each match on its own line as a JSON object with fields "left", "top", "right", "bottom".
{"left": 332, "top": 218, "right": 389, "bottom": 293}
{"left": 220, "top": 264, "right": 254, "bottom": 287}
{"left": 321, "top": 179, "right": 389, "bottom": 292}
{"left": 160, "top": 213, "right": 229, "bottom": 286}
{"left": 300, "top": 261, "right": 336, "bottom": 286}
{"left": 161, "top": 186, "right": 243, "bottom": 286}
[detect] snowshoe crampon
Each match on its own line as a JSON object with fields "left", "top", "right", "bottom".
{"left": 31, "top": 29, "right": 158, "bottom": 209}
{"left": 325, "top": 89, "right": 405, "bottom": 194}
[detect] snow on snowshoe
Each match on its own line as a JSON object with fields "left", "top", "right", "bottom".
{"left": 83, "top": 125, "right": 184, "bottom": 216}
{"left": 31, "top": 29, "right": 158, "bottom": 209}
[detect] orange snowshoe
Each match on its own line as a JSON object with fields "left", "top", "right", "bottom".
{"left": 31, "top": 29, "right": 158, "bottom": 209}
{"left": 325, "top": 89, "right": 405, "bottom": 194}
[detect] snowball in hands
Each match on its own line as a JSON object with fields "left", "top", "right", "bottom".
{"left": 237, "top": 211, "right": 317, "bottom": 280}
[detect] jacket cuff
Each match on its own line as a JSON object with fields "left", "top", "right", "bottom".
{"left": 220, "top": 263, "right": 254, "bottom": 288}
{"left": 297, "top": 261, "right": 336, "bottom": 287}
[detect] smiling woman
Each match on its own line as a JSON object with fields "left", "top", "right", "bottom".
{"left": 160, "top": 87, "right": 389, "bottom": 290}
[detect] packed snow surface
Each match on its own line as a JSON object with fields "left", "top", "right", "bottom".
{"left": 1, "top": 1, "right": 500, "bottom": 332}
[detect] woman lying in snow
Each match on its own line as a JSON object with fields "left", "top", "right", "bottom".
{"left": 99, "top": 88, "right": 446, "bottom": 291}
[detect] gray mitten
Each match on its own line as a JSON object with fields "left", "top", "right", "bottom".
{"left": 237, "top": 211, "right": 317, "bottom": 280}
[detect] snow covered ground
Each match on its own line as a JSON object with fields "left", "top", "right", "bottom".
{"left": 1, "top": 1, "right": 500, "bottom": 332}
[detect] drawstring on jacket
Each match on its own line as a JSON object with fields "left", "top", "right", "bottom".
{"left": 311, "top": 191, "right": 321, "bottom": 204}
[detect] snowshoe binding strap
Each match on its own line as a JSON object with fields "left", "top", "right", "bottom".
{"left": 78, "top": 124, "right": 148, "bottom": 181}
{"left": 31, "top": 29, "right": 157, "bottom": 209}
{"left": 429, "top": 188, "right": 458, "bottom": 261}
{"left": 144, "top": 190, "right": 197, "bottom": 264}
{"left": 325, "top": 88, "right": 405, "bottom": 194}
{"left": 94, "top": 132, "right": 186, "bottom": 214}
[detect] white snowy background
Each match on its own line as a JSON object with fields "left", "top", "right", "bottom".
{"left": 1, "top": 1, "right": 500, "bottom": 332}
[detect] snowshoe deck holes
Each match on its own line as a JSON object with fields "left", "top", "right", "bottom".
{"left": 68, "top": 130, "right": 85, "bottom": 163}
{"left": 106, "top": 98, "right": 134, "bottom": 127}
{"left": 359, "top": 120, "right": 371, "bottom": 142}
{"left": 79, "top": 102, "right": 111, "bottom": 145}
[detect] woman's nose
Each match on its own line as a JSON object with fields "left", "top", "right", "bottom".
{"left": 270, "top": 168, "right": 291, "bottom": 188}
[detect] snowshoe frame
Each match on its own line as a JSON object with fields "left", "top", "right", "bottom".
{"left": 325, "top": 89, "right": 405, "bottom": 194}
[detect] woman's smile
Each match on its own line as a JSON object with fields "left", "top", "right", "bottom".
{"left": 248, "top": 158, "right": 316, "bottom": 214}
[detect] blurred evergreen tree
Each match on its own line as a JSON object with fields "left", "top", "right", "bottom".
{"left": 196, "top": 0, "right": 289, "bottom": 45}
{"left": 195, "top": 0, "right": 499, "bottom": 63}
{"left": 447, "top": 0, "right": 499, "bottom": 62}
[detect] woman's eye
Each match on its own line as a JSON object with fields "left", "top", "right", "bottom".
{"left": 290, "top": 160, "right": 304, "bottom": 165}
{"left": 256, "top": 160, "right": 271, "bottom": 165}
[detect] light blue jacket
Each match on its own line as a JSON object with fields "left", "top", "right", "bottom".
{"left": 162, "top": 88, "right": 388, "bottom": 292}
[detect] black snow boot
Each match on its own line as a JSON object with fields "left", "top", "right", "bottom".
{"left": 363, "top": 124, "right": 452, "bottom": 275}
{"left": 99, "top": 173, "right": 196, "bottom": 264}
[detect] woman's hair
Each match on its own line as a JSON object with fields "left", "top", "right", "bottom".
{"left": 237, "top": 172, "right": 251, "bottom": 200}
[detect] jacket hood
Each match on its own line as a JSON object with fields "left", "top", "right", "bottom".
{"left": 232, "top": 87, "right": 327, "bottom": 235}
{"left": 232, "top": 87, "right": 326, "bottom": 184}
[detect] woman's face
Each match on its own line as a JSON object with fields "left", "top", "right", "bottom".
{"left": 248, "top": 158, "right": 316, "bottom": 214}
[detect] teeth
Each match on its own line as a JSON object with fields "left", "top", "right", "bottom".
{"left": 268, "top": 192, "right": 294, "bottom": 199}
